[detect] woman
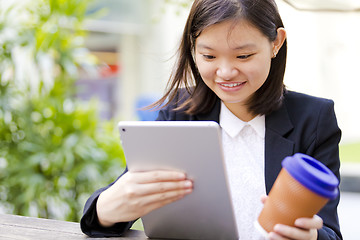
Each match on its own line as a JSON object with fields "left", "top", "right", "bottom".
{"left": 81, "top": 0, "right": 342, "bottom": 239}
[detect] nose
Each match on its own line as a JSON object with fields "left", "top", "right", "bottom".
{"left": 216, "top": 62, "right": 239, "bottom": 80}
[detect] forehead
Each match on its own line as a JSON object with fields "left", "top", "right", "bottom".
{"left": 195, "top": 20, "right": 269, "bottom": 49}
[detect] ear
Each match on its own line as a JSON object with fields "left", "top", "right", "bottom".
{"left": 272, "top": 28, "right": 286, "bottom": 56}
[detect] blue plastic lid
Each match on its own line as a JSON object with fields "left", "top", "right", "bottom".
{"left": 282, "top": 153, "right": 339, "bottom": 199}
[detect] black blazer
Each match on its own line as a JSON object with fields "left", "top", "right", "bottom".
{"left": 81, "top": 90, "right": 342, "bottom": 239}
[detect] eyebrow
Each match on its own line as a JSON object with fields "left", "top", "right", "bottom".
{"left": 196, "top": 43, "right": 257, "bottom": 50}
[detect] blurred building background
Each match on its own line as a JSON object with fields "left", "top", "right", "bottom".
{"left": 79, "top": 0, "right": 187, "bottom": 121}
{"left": 80, "top": 0, "right": 360, "bottom": 145}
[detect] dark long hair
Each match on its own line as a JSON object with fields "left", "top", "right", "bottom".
{"left": 154, "top": 0, "right": 287, "bottom": 116}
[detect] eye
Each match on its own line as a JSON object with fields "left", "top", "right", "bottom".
{"left": 237, "top": 54, "right": 253, "bottom": 59}
{"left": 203, "top": 55, "right": 216, "bottom": 60}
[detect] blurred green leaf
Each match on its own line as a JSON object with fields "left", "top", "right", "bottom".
{"left": 0, "top": 0, "right": 125, "bottom": 222}
{"left": 340, "top": 142, "right": 360, "bottom": 163}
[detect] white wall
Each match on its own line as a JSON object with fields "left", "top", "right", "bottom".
{"left": 277, "top": 1, "right": 360, "bottom": 143}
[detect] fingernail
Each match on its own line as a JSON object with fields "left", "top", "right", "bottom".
{"left": 178, "top": 173, "right": 186, "bottom": 179}
{"left": 274, "top": 224, "right": 283, "bottom": 231}
{"left": 184, "top": 180, "right": 192, "bottom": 188}
{"left": 294, "top": 219, "right": 302, "bottom": 226}
{"left": 185, "top": 188, "right": 192, "bottom": 193}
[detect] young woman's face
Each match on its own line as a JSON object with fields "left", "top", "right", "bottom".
{"left": 195, "top": 20, "right": 275, "bottom": 112}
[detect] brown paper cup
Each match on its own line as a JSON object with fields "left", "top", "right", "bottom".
{"left": 257, "top": 168, "right": 328, "bottom": 233}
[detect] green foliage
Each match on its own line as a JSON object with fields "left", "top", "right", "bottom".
{"left": 340, "top": 142, "right": 360, "bottom": 163}
{"left": 0, "top": 0, "right": 125, "bottom": 221}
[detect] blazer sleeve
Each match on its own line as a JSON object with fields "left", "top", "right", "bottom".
{"left": 304, "top": 99, "right": 342, "bottom": 239}
{"left": 80, "top": 167, "right": 136, "bottom": 237}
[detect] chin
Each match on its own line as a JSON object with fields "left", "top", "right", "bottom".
{"left": 222, "top": 99, "right": 244, "bottom": 104}
{"left": 218, "top": 93, "right": 251, "bottom": 105}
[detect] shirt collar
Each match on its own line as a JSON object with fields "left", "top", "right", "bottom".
{"left": 219, "top": 102, "right": 265, "bottom": 139}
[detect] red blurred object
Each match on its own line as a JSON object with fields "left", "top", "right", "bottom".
{"left": 100, "top": 64, "right": 120, "bottom": 78}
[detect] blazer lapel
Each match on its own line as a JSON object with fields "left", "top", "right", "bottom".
{"left": 264, "top": 103, "right": 294, "bottom": 193}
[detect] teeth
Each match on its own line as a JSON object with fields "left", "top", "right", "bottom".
{"left": 221, "top": 83, "right": 242, "bottom": 87}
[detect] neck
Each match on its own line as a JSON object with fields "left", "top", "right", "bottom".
{"left": 223, "top": 102, "right": 255, "bottom": 122}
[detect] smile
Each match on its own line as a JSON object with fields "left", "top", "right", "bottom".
{"left": 218, "top": 82, "right": 245, "bottom": 88}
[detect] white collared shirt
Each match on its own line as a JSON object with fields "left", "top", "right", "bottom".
{"left": 220, "top": 102, "right": 266, "bottom": 240}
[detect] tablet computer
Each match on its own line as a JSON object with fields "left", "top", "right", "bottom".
{"left": 118, "top": 121, "right": 238, "bottom": 240}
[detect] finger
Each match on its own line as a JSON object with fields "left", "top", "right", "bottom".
{"left": 130, "top": 170, "right": 187, "bottom": 184}
{"left": 295, "top": 215, "right": 323, "bottom": 230}
{"left": 144, "top": 190, "right": 192, "bottom": 214}
{"left": 260, "top": 195, "right": 268, "bottom": 204}
{"left": 129, "top": 188, "right": 193, "bottom": 217}
{"left": 136, "top": 180, "right": 193, "bottom": 196}
{"left": 273, "top": 224, "right": 313, "bottom": 240}
{"left": 141, "top": 188, "right": 193, "bottom": 207}
{"left": 268, "top": 231, "right": 286, "bottom": 240}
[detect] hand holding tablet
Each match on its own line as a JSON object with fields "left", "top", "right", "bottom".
{"left": 96, "top": 169, "right": 193, "bottom": 227}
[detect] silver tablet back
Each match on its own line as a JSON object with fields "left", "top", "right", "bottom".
{"left": 118, "top": 121, "right": 238, "bottom": 240}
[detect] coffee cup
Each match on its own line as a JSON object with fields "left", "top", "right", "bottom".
{"left": 256, "top": 153, "right": 339, "bottom": 235}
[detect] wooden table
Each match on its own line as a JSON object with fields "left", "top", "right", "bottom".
{"left": 0, "top": 214, "right": 148, "bottom": 240}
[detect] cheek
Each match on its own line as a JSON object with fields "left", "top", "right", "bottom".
{"left": 246, "top": 57, "right": 271, "bottom": 83}
{"left": 196, "top": 61, "right": 214, "bottom": 80}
